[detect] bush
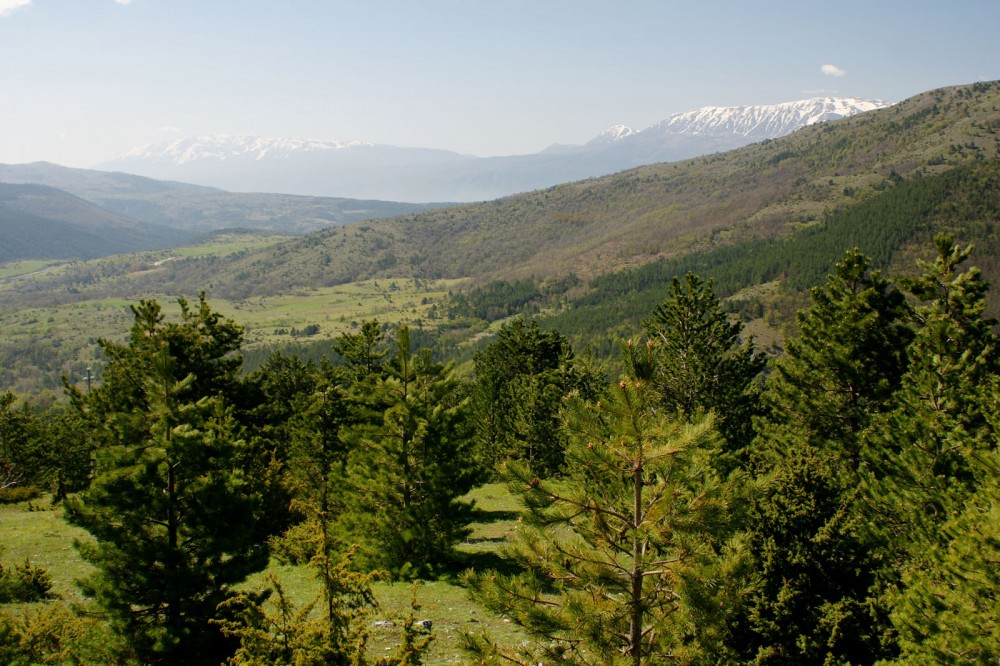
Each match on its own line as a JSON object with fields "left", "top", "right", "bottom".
{"left": 0, "top": 486, "right": 41, "bottom": 505}
{"left": 0, "top": 556, "right": 55, "bottom": 603}
{"left": 0, "top": 603, "right": 134, "bottom": 666}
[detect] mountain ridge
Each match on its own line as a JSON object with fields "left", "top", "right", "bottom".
{"left": 67, "top": 82, "right": 999, "bottom": 302}
{"left": 98, "top": 96, "right": 889, "bottom": 202}
{"left": 0, "top": 162, "right": 450, "bottom": 244}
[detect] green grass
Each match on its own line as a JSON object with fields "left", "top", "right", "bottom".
{"left": 0, "top": 259, "right": 67, "bottom": 282}
{"left": 0, "top": 483, "right": 529, "bottom": 664}
{"left": 0, "top": 500, "right": 94, "bottom": 604}
{"left": 171, "top": 233, "right": 290, "bottom": 259}
{"left": 0, "top": 273, "right": 468, "bottom": 394}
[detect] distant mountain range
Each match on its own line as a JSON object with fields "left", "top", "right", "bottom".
{"left": 0, "top": 163, "right": 446, "bottom": 262}
{"left": 99, "top": 97, "right": 890, "bottom": 202}
{"left": 0, "top": 96, "right": 891, "bottom": 263}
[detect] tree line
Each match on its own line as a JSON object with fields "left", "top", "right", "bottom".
{"left": 1, "top": 235, "right": 998, "bottom": 664}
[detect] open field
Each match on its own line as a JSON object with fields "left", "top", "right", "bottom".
{"left": 0, "top": 260, "right": 67, "bottom": 282}
{"left": 0, "top": 483, "right": 527, "bottom": 664}
{"left": 0, "top": 231, "right": 469, "bottom": 394}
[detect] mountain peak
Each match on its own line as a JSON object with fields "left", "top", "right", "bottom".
{"left": 588, "top": 124, "right": 639, "bottom": 146}
{"left": 648, "top": 96, "right": 890, "bottom": 138}
{"left": 119, "top": 134, "right": 375, "bottom": 164}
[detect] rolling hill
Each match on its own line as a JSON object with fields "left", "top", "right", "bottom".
{"left": 91, "top": 81, "right": 1000, "bottom": 301}
{"left": 1, "top": 80, "right": 998, "bottom": 395}
{"left": 0, "top": 162, "right": 449, "bottom": 237}
{"left": 0, "top": 183, "right": 192, "bottom": 261}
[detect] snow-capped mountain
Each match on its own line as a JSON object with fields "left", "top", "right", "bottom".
{"left": 120, "top": 135, "right": 375, "bottom": 164}
{"left": 642, "top": 97, "right": 887, "bottom": 139}
{"left": 100, "top": 97, "right": 891, "bottom": 202}
{"left": 587, "top": 124, "right": 640, "bottom": 145}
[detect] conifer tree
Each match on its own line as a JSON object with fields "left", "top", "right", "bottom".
{"left": 643, "top": 273, "right": 765, "bottom": 471}
{"left": 862, "top": 237, "right": 1000, "bottom": 662}
{"left": 341, "top": 326, "right": 479, "bottom": 578}
{"left": 464, "top": 339, "right": 750, "bottom": 665}
{"left": 864, "top": 235, "right": 997, "bottom": 544}
{"left": 763, "top": 248, "right": 913, "bottom": 466}
{"left": 65, "top": 298, "right": 268, "bottom": 665}
{"left": 730, "top": 249, "right": 912, "bottom": 664}
{"left": 888, "top": 441, "right": 1000, "bottom": 663}
{"left": 471, "top": 318, "right": 598, "bottom": 477}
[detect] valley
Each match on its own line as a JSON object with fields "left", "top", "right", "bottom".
{"left": 2, "top": 80, "right": 1000, "bottom": 665}
{"left": 2, "top": 81, "right": 998, "bottom": 398}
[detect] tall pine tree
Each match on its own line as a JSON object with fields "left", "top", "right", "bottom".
{"left": 464, "top": 339, "right": 750, "bottom": 665}
{"left": 643, "top": 273, "right": 766, "bottom": 472}
{"left": 65, "top": 298, "right": 268, "bottom": 665}
{"left": 862, "top": 236, "right": 1000, "bottom": 662}
{"left": 340, "top": 326, "right": 480, "bottom": 578}
{"left": 729, "top": 249, "right": 912, "bottom": 664}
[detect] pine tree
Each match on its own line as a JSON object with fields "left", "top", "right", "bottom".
{"left": 471, "top": 318, "right": 598, "bottom": 477}
{"left": 730, "top": 249, "right": 912, "bottom": 664}
{"left": 888, "top": 442, "right": 1000, "bottom": 663}
{"left": 463, "top": 340, "right": 750, "bottom": 665}
{"left": 763, "top": 248, "right": 913, "bottom": 467}
{"left": 862, "top": 237, "right": 1000, "bottom": 662}
{"left": 64, "top": 298, "right": 268, "bottom": 665}
{"left": 643, "top": 272, "right": 766, "bottom": 471}
{"left": 341, "top": 326, "right": 479, "bottom": 578}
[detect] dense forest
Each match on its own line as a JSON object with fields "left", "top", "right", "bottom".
{"left": 1, "top": 235, "right": 997, "bottom": 664}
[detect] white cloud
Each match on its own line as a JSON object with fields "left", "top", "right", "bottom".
{"left": 0, "top": 0, "right": 30, "bottom": 18}
{"left": 156, "top": 126, "right": 182, "bottom": 134}
{"left": 821, "top": 64, "right": 847, "bottom": 77}
{"left": 115, "top": 0, "right": 133, "bottom": 4}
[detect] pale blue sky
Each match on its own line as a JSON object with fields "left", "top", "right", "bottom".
{"left": 2, "top": 0, "right": 997, "bottom": 167}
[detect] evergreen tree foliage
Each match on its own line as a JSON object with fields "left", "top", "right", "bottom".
{"left": 723, "top": 444, "right": 894, "bottom": 663}
{"left": 217, "top": 563, "right": 379, "bottom": 666}
{"left": 0, "top": 395, "right": 91, "bottom": 499}
{"left": 763, "top": 248, "right": 913, "bottom": 466}
{"left": 861, "top": 237, "right": 1000, "bottom": 663}
{"left": 341, "top": 326, "right": 479, "bottom": 578}
{"left": 471, "top": 318, "right": 599, "bottom": 477}
{"left": 732, "top": 249, "right": 913, "bottom": 664}
{"left": 463, "top": 340, "right": 750, "bottom": 665}
{"left": 0, "top": 392, "right": 40, "bottom": 492}
{"left": 64, "top": 297, "right": 269, "bottom": 665}
{"left": 643, "top": 273, "right": 766, "bottom": 470}
{"left": 887, "top": 443, "right": 1000, "bottom": 663}
{"left": 332, "top": 319, "right": 388, "bottom": 381}
{"left": 863, "top": 236, "right": 997, "bottom": 548}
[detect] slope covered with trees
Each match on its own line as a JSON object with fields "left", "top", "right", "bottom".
{"left": 95, "top": 81, "right": 1000, "bottom": 301}
{"left": 2, "top": 236, "right": 999, "bottom": 663}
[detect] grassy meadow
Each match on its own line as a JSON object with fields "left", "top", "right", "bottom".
{"left": 0, "top": 484, "right": 527, "bottom": 665}
{"left": 0, "top": 231, "right": 468, "bottom": 395}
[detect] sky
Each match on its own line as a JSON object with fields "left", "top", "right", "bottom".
{"left": 1, "top": 0, "right": 998, "bottom": 167}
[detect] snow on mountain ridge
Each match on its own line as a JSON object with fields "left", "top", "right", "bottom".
{"left": 648, "top": 97, "right": 889, "bottom": 138}
{"left": 121, "top": 134, "right": 374, "bottom": 164}
{"left": 588, "top": 124, "right": 639, "bottom": 145}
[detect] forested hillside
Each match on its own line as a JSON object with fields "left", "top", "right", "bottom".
{"left": 1, "top": 81, "right": 999, "bottom": 394}
{"left": 2, "top": 235, "right": 998, "bottom": 663}
{"left": 105, "top": 81, "right": 999, "bottom": 300}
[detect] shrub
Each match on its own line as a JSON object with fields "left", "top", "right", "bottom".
{"left": 0, "top": 486, "right": 41, "bottom": 505}
{"left": 0, "top": 555, "right": 55, "bottom": 603}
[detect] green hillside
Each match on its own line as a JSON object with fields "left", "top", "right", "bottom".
{"left": 0, "top": 183, "right": 192, "bottom": 261}
{"left": 90, "top": 81, "right": 1000, "bottom": 300}
{"left": 1, "top": 81, "right": 999, "bottom": 395}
